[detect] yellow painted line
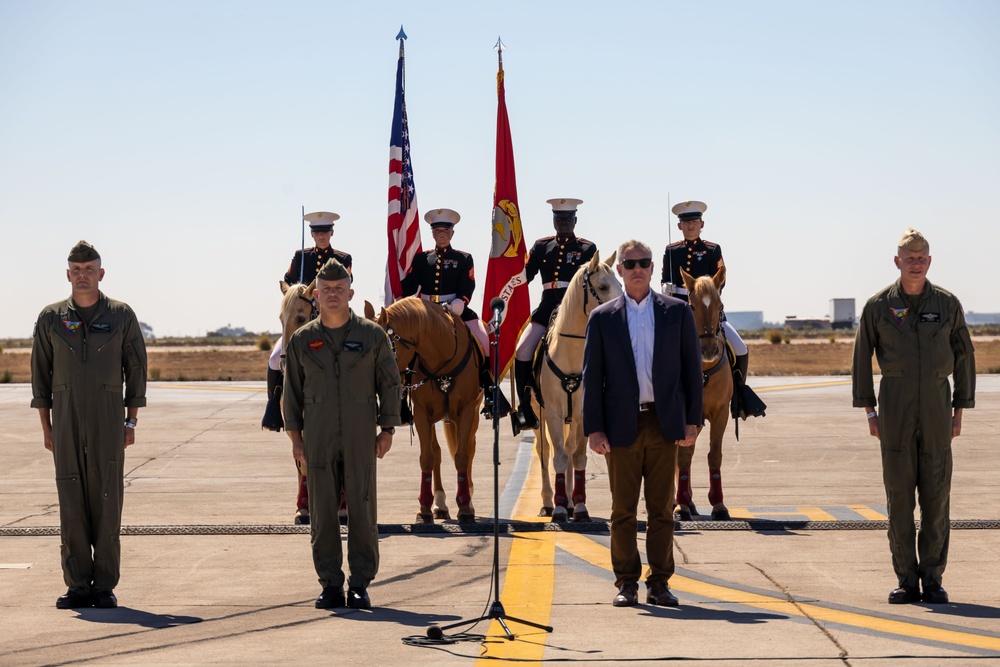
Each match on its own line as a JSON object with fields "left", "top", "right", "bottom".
{"left": 758, "top": 380, "right": 851, "bottom": 392}
{"left": 556, "top": 533, "right": 1000, "bottom": 653}
{"left": 798, "top": 507, "right": 838, "bottom": 522}
{"left": 157, "top": 384, "right": 263, "bottom": 392}
{"left": 476, "top": 443, "right": 556, "bottom": 664}
{"left": 850, "top": 504, "right": 888, "bottom": 521}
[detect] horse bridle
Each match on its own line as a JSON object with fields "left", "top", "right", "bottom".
{"left": 697, "top": 305, "right": 728, "bottom": 387}
{"left": 279, "top": 291, "right": 320, "bottom": 368}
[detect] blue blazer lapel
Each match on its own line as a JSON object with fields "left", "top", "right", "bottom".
{"left": 610, "top": 297, "right": 637, "bottom": 375}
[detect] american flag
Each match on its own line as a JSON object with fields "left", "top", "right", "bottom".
{"left": 384, "top": 28, "right": 421, "bottom": 305}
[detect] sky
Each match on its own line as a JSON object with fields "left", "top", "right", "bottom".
{"left": 1, "top": 1, "right": 998, "bottom": 338}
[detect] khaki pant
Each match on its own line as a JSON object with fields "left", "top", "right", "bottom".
{"left": 605, "top": 410, "right": 678, "bottom": 588}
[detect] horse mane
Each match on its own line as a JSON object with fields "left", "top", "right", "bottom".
{"left": 385, "top": 296, "right": 455, "bottom": 342}
{"left": 552, "top": 262, "right": 604, "bottom": 332}
{"left": 690, "top": 275, "right": 722, "bottom": 310}
{"left": 280, "top": 282, "right": 310, "bottom": 317}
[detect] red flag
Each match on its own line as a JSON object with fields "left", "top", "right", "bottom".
{"left": 482, "top": 44, "right": 529, "bottom": 378}
{"left": 385, "top": 29, "right": 421, "bottom": 305}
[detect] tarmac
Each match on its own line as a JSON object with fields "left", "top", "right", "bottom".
{"left": 2, "top": 376, "right": 999, "bottom": 666}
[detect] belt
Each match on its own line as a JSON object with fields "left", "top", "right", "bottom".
{"left": 543, "top": 281, "right": 571, "bottom": 290}
{"left": 638, "top": 402, "right": 655, "bottom": 412}
{"left": 421, "top": 293, "right": 456, "bottom": 304}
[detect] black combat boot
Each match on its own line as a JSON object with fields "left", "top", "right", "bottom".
{"left": 731, "top": 353, "right": 766, "bottom": 420}
{"left": 261, "top": 367, "right": 284, "bottom": 431}
{"left": 479, "top": 360, "right": 512, "bottom": 418}
{"left": 512, "top": 358, "right": 539, "bottom": 430}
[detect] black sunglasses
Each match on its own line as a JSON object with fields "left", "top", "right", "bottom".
{"left": 621, "top": 257, "right": 652, "bottom": 270}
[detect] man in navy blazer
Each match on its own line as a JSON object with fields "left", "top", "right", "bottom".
{"left": 584, "top": 239, "right": 702, "bottom": 607}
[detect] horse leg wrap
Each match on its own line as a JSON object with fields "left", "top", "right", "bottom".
{"left": 554, "top": 473, "right": 568, "bottom": 508}
{"left": 572, "top": 470, "right": 586, "bottom": 506}
{"left": 296, "top": 475, "right": 308, "bottom": 511}
{"left": 418, "top": 473, "right": 433, "bottom": 509}
{"left": 676, "top": 469, "right": 692, "bottom": 507}
{"left": 708, "top": 468, "right": 724, "bottom": 506}
{"left": 456, "top": 474, "right": 471, "bottom": 507}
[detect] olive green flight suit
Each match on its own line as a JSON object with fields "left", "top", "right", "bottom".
{"left": 283, "top": 311, "right": 401, "bottom": 590}
{"left": 852, "top": 279, "right": 975, "bottom": 589}
{"left": 31, "top": 293, "right": 147, "bottom": 595}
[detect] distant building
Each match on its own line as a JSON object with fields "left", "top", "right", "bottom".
{"left": 965, "top": 312, "right": 1000, "bottom": 325}
{"left": 784, "top": 316, "right": 830, "bottom": 331}
{"left": 210, "top": 325, "right": 250, "bottom": 337}
{"left": 829, "top": 298, "right": 856, "bottom": 329}
{"left": 726, "top": 311, "right": 765, "bottom": 331}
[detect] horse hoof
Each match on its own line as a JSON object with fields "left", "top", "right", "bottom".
{"left": 687, "top": 502, "right": 700, "bottom": 518}
{"left": 416, "top": 512, "right": 434, "bottom": 524}
{"left": 538, "top": 507, "right": 554, "bottom": 518}
{"left": 294, "top": 513, "right": 310, "bottom": 526}
{"left": 338, "top": 511, "right": 348, "bottom": 526}
{"left": 457, "top": 512, "right": 476, "bottom": 525}
{"left": 433, "top": 508, "right": 451, "bottom": 521}
{"left": 551, "top": 508, "right": 569, "bottom": 523}
{"left": 572, "top": 510, "right": 590, "bottom": 522}
{"left": 711, "top": 507, "right": 731, "bottom": 521}
{"left": 676, "top": 508, "right": 693, "bottom": 522}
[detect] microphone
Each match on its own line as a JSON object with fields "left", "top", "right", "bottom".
{"left": 489, "top": 297, "right": 505, "bottom": 328}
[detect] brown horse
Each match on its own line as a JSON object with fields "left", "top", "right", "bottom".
{"left": 675, "top": 266, "right": 734, "bottom": 521}
{"left": 532, "top": 251, "right": 620, "bottom": 522}
{"left": 365, "top": 297, "right": 482, "bottom": 524}
{"left": 278, "top": 280, "right": 316, "bottom": 525}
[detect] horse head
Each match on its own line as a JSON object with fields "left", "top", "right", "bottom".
{"left": 278, "top": 280, "right": 316, "bottom": 368}
{"left": 681, "top": 266, "right": 727, "bottom": 364}
{"left": 576, "top": 250, "right": 622, "bottom": 316}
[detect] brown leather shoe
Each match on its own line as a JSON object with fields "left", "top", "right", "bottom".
{"left": 887, "top": 585, "right": 920, "bottom": 604}
{"left": 922, "top": 584, "right": 949, "bottom": 604}
{"left": 646, "top": 582, "right": 679, "bottom": 607}
{"left": 612, "top": 583, "right": 639, "bottom": 607}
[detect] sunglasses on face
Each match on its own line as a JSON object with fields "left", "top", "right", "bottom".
{"left": 621, "top": 258, "right": 652, "bottom": 270}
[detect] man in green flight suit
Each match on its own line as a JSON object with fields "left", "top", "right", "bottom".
{"left": 283, "top": 258, "right": 402, "bottom": 610}
{"left": 31, "top": 240, "right": 147, "bottom": 610}
{"left": 852, "top": 228, "right": 975, "bottom": 605}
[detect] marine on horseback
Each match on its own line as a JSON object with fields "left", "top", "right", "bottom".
{"left": 511, "top": 198, "right": 598, "bottom": 433}
{"left": 400, "top": 208, "right": 511, "bottom": 418}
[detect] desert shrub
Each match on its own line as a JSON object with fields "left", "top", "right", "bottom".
{"left": 257, "top": 334, "right": 273, "bottom": 351}
{"left": 766, "top": 329, "right": 784, "bottom": 344}
{"left": 0, "top": 370, "right": 11, "bottom": 384}
{"left": 149, "top": 367, "right": 162, "bottom": 381}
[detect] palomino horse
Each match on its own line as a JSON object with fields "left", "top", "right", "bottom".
{"left": 278, "top": 280, "right": 316, "bottom": 524}
{"left": 533, "top": 251, "right": 620, "bottom": 522}
{"left": 675, "top": 266, "right": 734, "bottom": 521}
{"left": 365, "top": 297, "right": 482, "bottom": 524}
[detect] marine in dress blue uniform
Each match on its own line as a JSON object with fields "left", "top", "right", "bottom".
{"left": 400, "top": 208, "right": 510, "bottom": 416}
{"left": 512, "top": 198, "right": 598, "bottom": 430}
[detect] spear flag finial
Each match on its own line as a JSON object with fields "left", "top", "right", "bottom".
{"left": 397, "top": 25, "right": 407, "bottom": 41}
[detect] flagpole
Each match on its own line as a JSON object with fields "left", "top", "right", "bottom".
{"left": 299, "top": 204, "right": 306, "bottom": 285}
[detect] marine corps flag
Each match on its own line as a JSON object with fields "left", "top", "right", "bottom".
{"left": 482, "top": 39, "right": 529, "bottom": 378}
{"left": 385, "top": 27, "right": 421, "bottom": 305}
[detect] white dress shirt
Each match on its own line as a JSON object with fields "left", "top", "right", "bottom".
{"left": 625, "top": 290, "right": 655, "bottom": 404}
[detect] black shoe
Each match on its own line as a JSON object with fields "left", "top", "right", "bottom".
{"left": 515, "top": 403, "right": 539, "bottom": 431}
{"left": 315, "top": 587, "right": 345, "bottom": 609}
{"left": 731, "top": 353, "right": 766, "bottom": 419}
{"left": 888, "top": 585, "right": 921, "bottom": 604}
{"left": 56, "top": 589, "right": 93, "bottom": 609}
{"left": 922, "top": 583, "right": 949, "bottom": 604}
{"left": 347, "top": 587, "right": 371, "bottom": 609}
{"left": 646, "top": 582, "right": 679, "bottom": 607}
{"left": 93, "top": 590, "right": 118, "bottom": 608}
{"left": 612, "top": 582, "right": 639, "bottom": 607}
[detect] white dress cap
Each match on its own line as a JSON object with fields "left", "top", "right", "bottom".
{"left": 304, "top": 211, "right": 341, "bottom": 230}
{"left": 424, "top": 208, "right": 461, "bottom": 227}
{"left": 546, "top": 198, "right": 583, "bottom": 212}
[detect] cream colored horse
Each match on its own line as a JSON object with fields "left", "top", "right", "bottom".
{"left": 533, "top": 251, "right": 620, "bottom": 522}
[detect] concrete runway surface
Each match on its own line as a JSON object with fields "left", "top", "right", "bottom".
{"left": 2, "top": 376, "right": 999, "bottom": 666}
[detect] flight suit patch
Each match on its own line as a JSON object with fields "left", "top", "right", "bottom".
{"left": 308, "top": 339, "right": 325, "bottom": 351}
{"left": 63, "top": 321, "right": 83, "bottom": 337}
{"left": 90, "top": 323, "right": 112, "bottom": 333}
{"left": 889, "top": 307, "right": 909, "bottom": 325}
{"left": 343, "top": 341, "right": 363, "bottom": 352}
{"left": 920, "top": 312, "right": 941, "bottom": 323}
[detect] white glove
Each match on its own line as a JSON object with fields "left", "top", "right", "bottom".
{"left": 661, "top": 282, "right": 678, "bottom": 295}
{"left": 448, "top": 299, "right": 465, "bottom": 316}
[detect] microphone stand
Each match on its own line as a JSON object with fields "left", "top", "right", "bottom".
{"left": 433, "top": 307, "right": 554, "bottom": 640}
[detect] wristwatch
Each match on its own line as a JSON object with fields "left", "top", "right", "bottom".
{"left": 380, "top": 426, "right": 395, "bottom": 435}
{"left": 125, "top": 417, "right": 138, "bottom": 429}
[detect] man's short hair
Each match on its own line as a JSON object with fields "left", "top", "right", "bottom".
{"left": 898, "top": 228, "right": 929, "bottom": 253}
{"left": 617, "top": 239, "right": 652, "bottom": 260}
